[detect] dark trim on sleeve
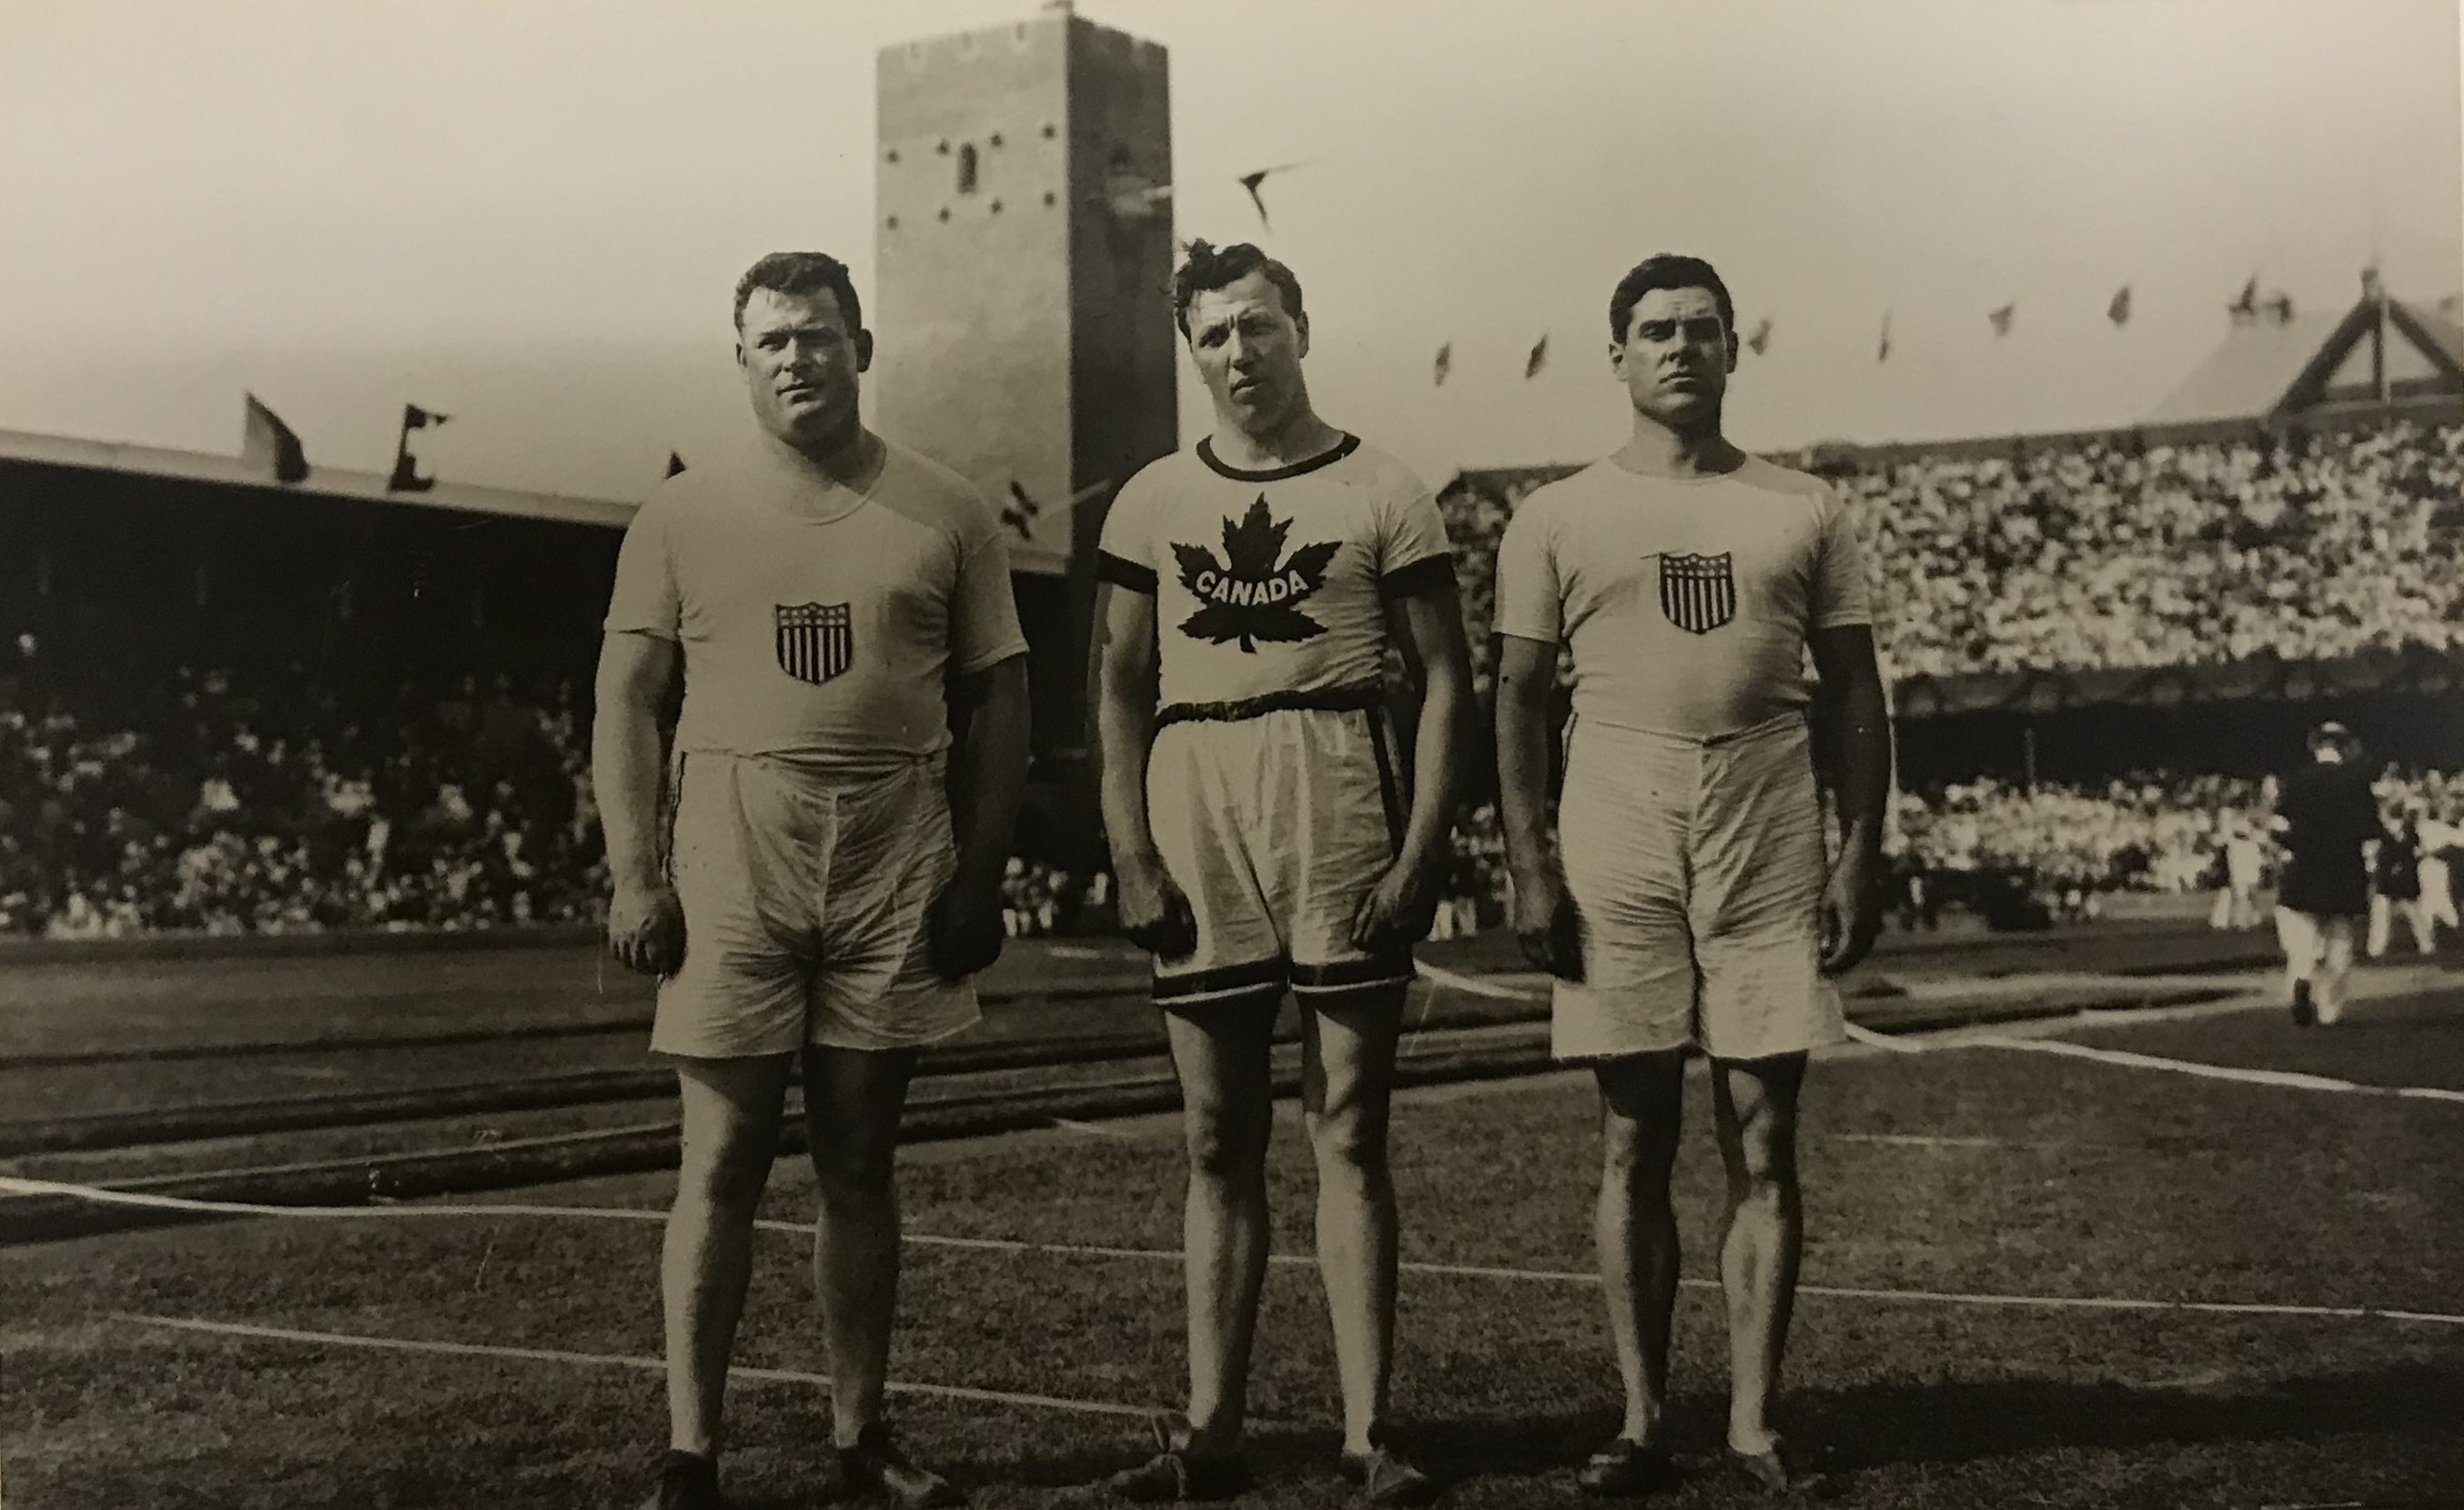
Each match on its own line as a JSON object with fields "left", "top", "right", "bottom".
{"left": 1095, "top": 550, "right": 1157, "bottom": 593}
{"left": 1196, "top": 432, "right": 1360, "bottom": 482}
{"left": 1377, "top": 552, "right": 1458, "bottom": 602}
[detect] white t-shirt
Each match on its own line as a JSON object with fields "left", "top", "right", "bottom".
{"left": 1096, "top": 432, "right": 1453, "bottom": 715}
{"left": 603, "top": 432, "right": 1026, "bottom": 774}
{"left": 1493, "top": 454, "right": 1872, "bottom": 740}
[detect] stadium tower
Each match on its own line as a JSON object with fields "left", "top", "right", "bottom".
{"left": 873, "top": 5, "right": 1177, "bottom": 865}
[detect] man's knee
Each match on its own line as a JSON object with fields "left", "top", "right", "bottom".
{"left": 810, "top": 1132, "right": 898, "bottom": 1203}
{"left": 678, "top": 1129, "right": 778, "bottom": 1210}
{"left": 1184, "top": 1099, "right": 1270, "bottom": 1191}
{"left": 1303, "top": 1096, "right": 1390, "bottom": 1181}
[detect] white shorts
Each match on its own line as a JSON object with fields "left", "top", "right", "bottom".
{"left": 1551, "top": 712, "right": 1845, "bottom": 1062}
{"left": 1145, "top": 689, "right": 1415, "bottom": 1010}
{"left": 652, "top": 751, "right": 979, "bottom": 1058}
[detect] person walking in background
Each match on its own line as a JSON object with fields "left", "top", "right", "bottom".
{"left": 2368, "top": 810, "right": 2436, "bottom": 958}
{"left": 2271, "top": 723, "right": 2378, "bottom": 1027}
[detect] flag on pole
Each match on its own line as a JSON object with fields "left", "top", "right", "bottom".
{"left": 665, "top": 451, "right": 687, "bottom": 479}
{"left": 1523, "top": 334, "right": 1549, "bottom": 379}
{"left": 1432, "top": 342, "right": 1451, "bottom": 386}
{"left": 240, "top": 393, "right": 308, "bottom": 484}
{"left": 1744, "top": 319, "right": 1772, "bottom": 356}
{"left": 1877, "top": 311, "right": 1893, "bottom": 364}
{"left": 1001, "top": 481, "right": 1041, "bottom": 539}
{"left": 2107, "top": 286, "right": 2133, "bottom": 326}
{"left": 387, "top": 404, "right": 449, "bottom": 493}
{"left": 2229, "top": 275, "right": 2259, "bottom": 317}
{"left": 1987, "top": 302, "right": 2015, "bottom": 338}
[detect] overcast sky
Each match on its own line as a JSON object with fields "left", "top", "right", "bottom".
{"left": 0, "top": 0, "right": 2456, "bottom": 502}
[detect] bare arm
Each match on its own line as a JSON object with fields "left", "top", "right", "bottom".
{"left": 1380, "top": 580, "right": 1476, "bottom": 882}
{"left": 591, "top": 630, "right": 682, "bottom": 974}
{"left": 1089, "top": 581, "right": 1164, "bottom": 874}
{"left": 945, "top": 654, "right": 1032, "bottom": 897}
{"left": 1807, "top": 623, "right": 1892, "bottom": 859}
{"left": 1808, "top": 622, "right": 1893, "bottom": 972}
{"left": 591, "top": 631, "right": 679, "bottom": 894}
{"left": 1088, "top": 581, "right": 1195, "bottom": 954}
{"left": 1492, "top": 632, "right": 1578, "bottom": 976}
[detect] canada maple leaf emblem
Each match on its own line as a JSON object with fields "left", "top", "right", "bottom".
{"left": 1172, "top": 495, "right": 1340, "bottom": 653}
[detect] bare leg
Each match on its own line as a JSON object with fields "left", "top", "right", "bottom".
{"left": 664, "top": 1054, "right": 795, "bottom": 1457}
{"left": 802, "top": 1044, "right": 922, "bottom": 1448}
{"left": 1299, "top": 986, "right": 1406, "bottom": 1455}
{"left": 1710, "top": 1053, "right": 1808, "bottom": 1456}
{"left": 1592, "top": 1051, "right": 1687, "bottom": 1446}
{"left": 1161, "top": 996, "right": 1279, "bottom": 1453}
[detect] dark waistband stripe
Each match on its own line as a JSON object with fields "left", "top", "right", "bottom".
{"left": 1156, "top": 682, "right": 1388, "bottom": 729}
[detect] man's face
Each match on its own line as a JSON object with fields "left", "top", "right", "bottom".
{"left": 1185, "top": 269, "right": 1308, "bottom": 438}
{"left": 1611, "top": 285, "right": 1736, "bottom": 428}
{"left": 736, "top": 286, "right": 872, "bottom": 449}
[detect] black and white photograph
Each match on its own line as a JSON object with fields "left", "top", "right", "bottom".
{"left": 2, "top": 2, "right": 2461, "bottom": 1505}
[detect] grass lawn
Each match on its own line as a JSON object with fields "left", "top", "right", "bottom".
{"left": 7, "top": 968, "right": 2463, "bottom": 1507}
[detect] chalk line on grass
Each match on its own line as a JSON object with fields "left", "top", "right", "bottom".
{"left": 111, "top": 1313, "right": 1161, "bottom": 1420}
{"left": 1842, "top": 1021, "right": 2464, "bottom": 1103}
{"left": 17, "top": 1177, "right": 2460, "bottom": 1331}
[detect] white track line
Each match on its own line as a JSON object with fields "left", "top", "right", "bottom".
{"left": 111, "top": 1313, "right": 1159, "bottom": 1419}
{"left": 1843, "top": 1021, "right": 2464, "bottom": 1103}
{"left": 1414, "top": 960, "right": 1545, "bottom": 1003}
{"left": 16, "top": 1176, "right": 2460, "bottom": 1330}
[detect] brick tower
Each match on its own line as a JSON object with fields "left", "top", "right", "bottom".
{"left": 873, "top": 4, "right": 1177, "bottom": 857}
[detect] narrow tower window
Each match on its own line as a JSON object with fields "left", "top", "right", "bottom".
{"left": 957, "top": 144, "right": 979, "bottom": 195}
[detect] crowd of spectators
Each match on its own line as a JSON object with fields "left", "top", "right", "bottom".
{"left": 1, "top": 650, "right": 604, "bottom": 938}
{"left": 6, "top": 420, "right": 2459, "bottom": 940}
{"left": 1442, "top": 420, "right": 2464, "bottom": 685}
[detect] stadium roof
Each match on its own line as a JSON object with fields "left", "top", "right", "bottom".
{"left": 2145, "top": 282, "right": 2464, "bottom": 426}
{"left": 0, "top": 424, "right": 638, "bottom": 530}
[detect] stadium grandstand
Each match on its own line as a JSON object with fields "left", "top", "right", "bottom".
{"left": 4, "top": 274, "right": 2459, "bottom": 939}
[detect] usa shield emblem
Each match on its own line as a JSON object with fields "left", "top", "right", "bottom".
{"left": 1658, "top": 552, "right": 1736, "bottom": 634}
{"left": 774, "top": 602, "right": 853, "bottom": 684}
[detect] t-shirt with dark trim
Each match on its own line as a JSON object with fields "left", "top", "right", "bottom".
{"left": 1096, "top": 432, "right": 1454, "bottom": 714}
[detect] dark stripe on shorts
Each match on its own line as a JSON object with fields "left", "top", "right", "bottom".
{"left": 1290, "top": 952, "right": 1416, "bottom": 993}
{"left": 1197, "top": 432, "right": 1360, "bottom": 481}
{"left": 1152, "top": 955, "right": 1290, "bottom": 1004}
{"left": 1377, "top": 552, "right": 1457, "bottom": 601}
{"left": 1364, "top": 710, "right": 1406, "bottom": 855}
{"left": 1156, "top": 680, "right": 1386, "bottom": 729}
{"left": 1096, "top": 550, "right": 1157, "bottom": 593}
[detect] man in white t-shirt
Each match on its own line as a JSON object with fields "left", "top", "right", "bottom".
{"left": 596, "top": 252, "right": 1029, "bottom": 1510}
{"left": 1090, "top": 242, "right": 1471, "bottom": 1505}
{"left": 1493, "top": 254, "right": 1889, "bottom": 1498}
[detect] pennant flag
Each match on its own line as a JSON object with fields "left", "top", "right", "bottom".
{"left": 1987, "top": 302, "right": 2015, "bottom": 338}
{"left": 240, "top": 393, "right": 308, "bottom": 484}
{"left": 1235, "top": 161, "right": 1304, "bottom": 232}
{"left": 2228, "top": 275, "right": 2259, "bottom": 317}
{"left": 1523, "top": 334, "right": 1549, "bottom": 380}
{"left": 1745, "top": 318, "right": 1772, "bottom": 356}
{"left": 665, "top": 451, "right": 687, "bottom": 479}
{"left": 1433, "top": 342, "right": 1452, "bottom": 386}
{"left": 1877, "top": 311, "right": 1893, "bottom": 364}
{"left": 2264, "top": 291, "right": 2294, "bottom": 323}
{"left": 2107, "top": 285, "right": 2133, "bottom": 326}
{"left": 387, "top": 403, "right": 449, "bottom": 493}
{"left": 1000, "top": 481, "right": 1041, "bottom": 540}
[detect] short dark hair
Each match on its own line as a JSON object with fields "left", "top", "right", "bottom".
{"left": 1610, "top": 254, "right": 1734, "bottom": 344}
{"left": 1172, "top": 239, "right": 1305, "bottom": 339}
{"left": 733, "top": 251, "right": 863, "bottom": 333}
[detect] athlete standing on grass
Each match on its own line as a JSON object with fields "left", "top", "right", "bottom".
{"left": 1493, "top": 254, "right": 1888, "bottom": 1498}
{"left": 596, "top": 252, "right": 1030, "bottom": 1510}
{"left": 2272, "top": 721, "right": 2378, "bottom": 1028}
{"left": 1089, "top": 240, "right": 1473, "bottom": 1505}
